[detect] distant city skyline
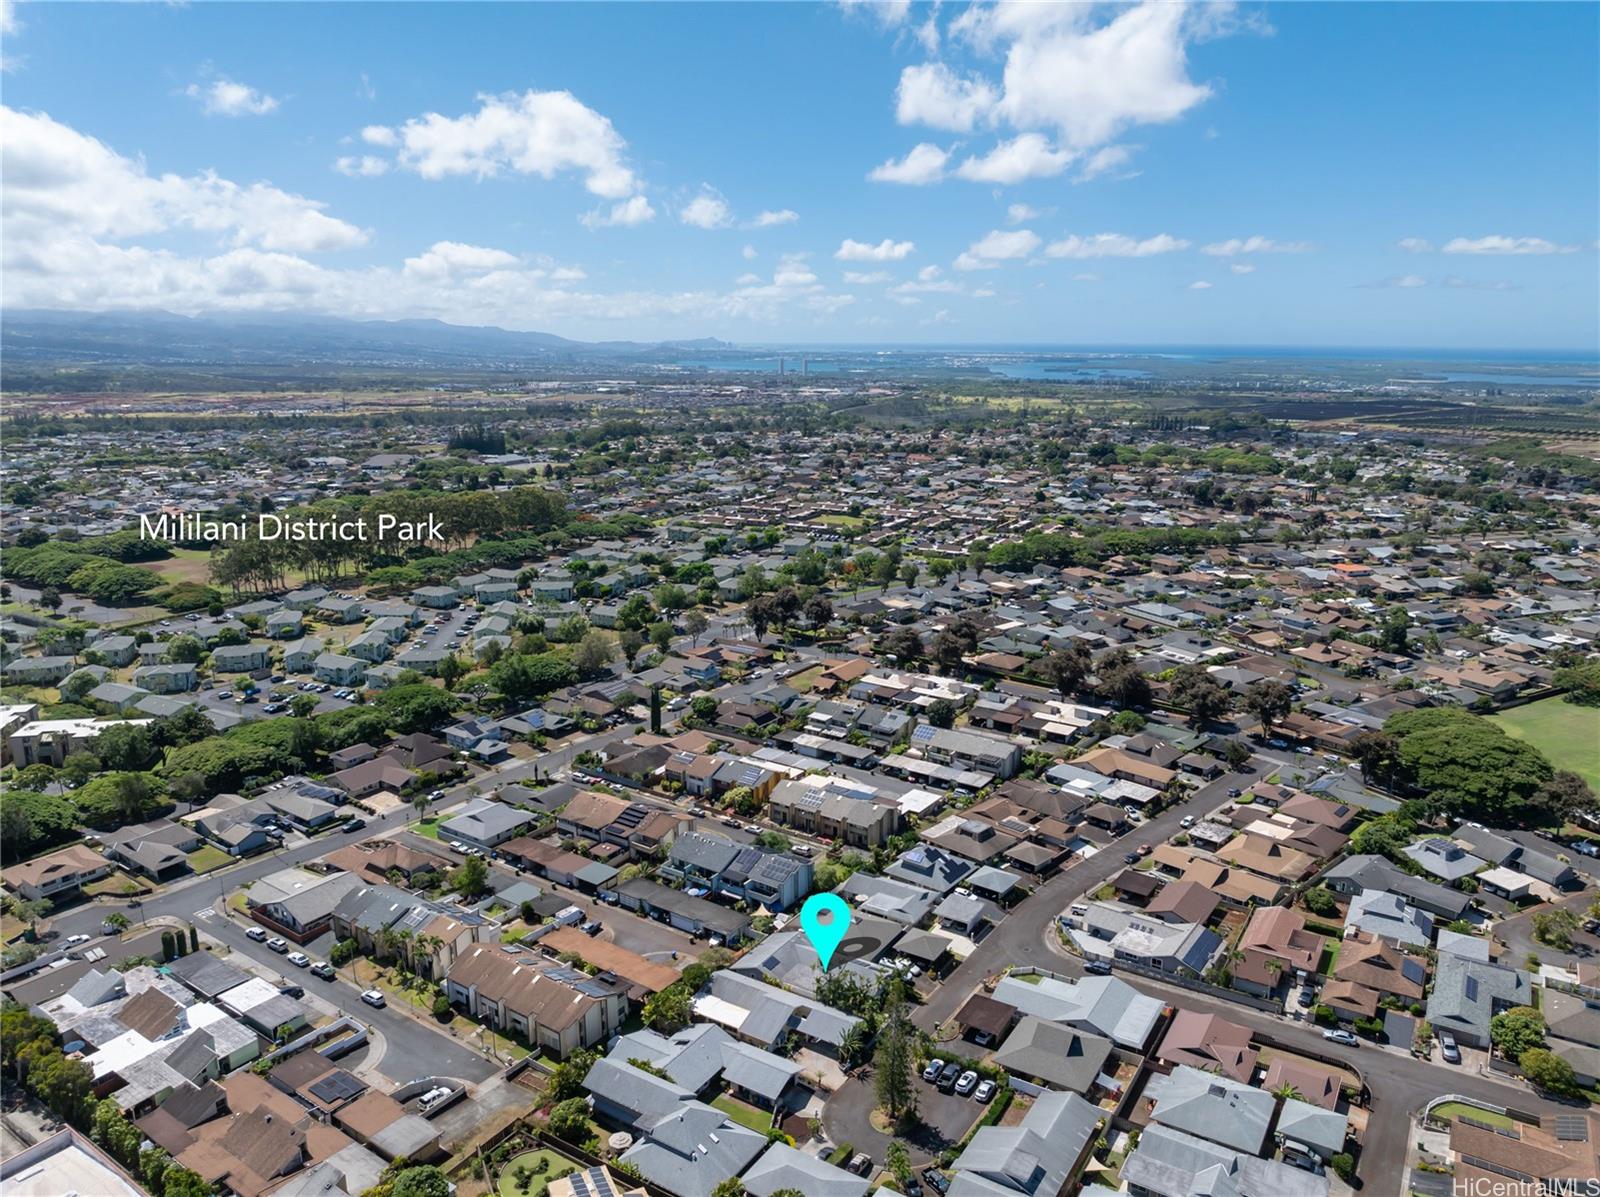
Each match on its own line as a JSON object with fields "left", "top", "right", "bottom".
{"left": 1, "top": 0, "right": 1596, "bottom": 348}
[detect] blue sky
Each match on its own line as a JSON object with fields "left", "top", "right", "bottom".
{"left": 2, "top": 1, "right": 1596, "bottom": 348}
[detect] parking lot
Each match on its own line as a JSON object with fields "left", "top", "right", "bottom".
{"left": 821, "top": 1062, "right": 988, "bottom": 1166}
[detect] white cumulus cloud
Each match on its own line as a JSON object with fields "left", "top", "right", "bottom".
{"left": 836, "top": 237, "right": 916, "bottom": 261}
{"left": 750, "top": 208, "right": 799, "bottom": 228}
{"left": 334, "top": 155, "right": 390, "bottom": 177}
{"left": 680, "top": 190, "right": 733, "bottom": 229}
{"left": 868, "top": 142, "right": 949, "bottom": 185}
{"left": 387, "top": 89, "right": 638, "bottom": 198}
{"left": 185, "top": 78, "right": 281, "bottom": 117}
{"left": 1044, "top": 232, "right": 1188, "bottom": 259}
{"left": 954, "top": 133, "right": 1073, "bottom": 183}
{"left": 581, "top": 195, "right": 656, "bottom": 229}
{"left": 954, "top": 227, "right": 1041, "bottom": 270}
{"left": 896, "top": 62, "right": 998, "bottom": 132}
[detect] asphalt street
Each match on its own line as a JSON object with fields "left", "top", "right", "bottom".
{"left": 900, "top": 757, "right": 1575, "bottom": 1197}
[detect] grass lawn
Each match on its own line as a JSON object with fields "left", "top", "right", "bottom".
{"left": 495, "top": 1149, "right": 580, "bottom": 1197}
{"left": 1491, "top": 697, "right": 1600, "bottom": 791}
{"left": 413, "top": 817, "right": 442, "bottom": 840}
{"left": 711, "top": 1092, "right": 773, "bottom": 1132}
{"left": 1430, "top": 1101, "right": 1517, "bottom": 1129}
{"left": 186, "top": 845, "right": 232, "bottom": 874}
{"left": 84, "top": 870, "right": 149, "bottom": 897}
{"left": 1316, "top": 941, "right": 1341, "bottom": 976}
{"left": 786, "top": 665, "right": 826, "bottom": 693}
{"left": 816, "top": 514, "right": 866, "bottom": 530}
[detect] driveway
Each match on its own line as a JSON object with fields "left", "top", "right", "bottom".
{"left": 820, "top": 1071, "right": 984, "bottom": 1166}
{"left": 1494, "top": 888, "right": 1599, "bottom": 967}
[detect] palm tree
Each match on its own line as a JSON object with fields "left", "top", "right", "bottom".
{"left": 1271, "top": 1082, "right": 1304, "bottom": 1101}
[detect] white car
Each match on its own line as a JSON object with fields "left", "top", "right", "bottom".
{"left": 246, "top": 926, "right": 268, "bottom": 942}
{"left": 1179, "top": 815, "right": 1195, "bottom": 829}
{"left": 287, "top": 951, "right": 310, "bottom": 967}
{"left": 64, "top": 933, "right": 91, "bottom": 946}
{"left": 266, "top": 937, "right": 289, "bottom": 953}
{"left": 449, "top": 840, "right": 468, "bottom": 852}
{"left": 360, "top": 989, "right": 387, "bottom": 1008}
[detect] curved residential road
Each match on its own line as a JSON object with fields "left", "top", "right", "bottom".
{"left": 895, "top": 771, "right": 1575, "bottom": 1197}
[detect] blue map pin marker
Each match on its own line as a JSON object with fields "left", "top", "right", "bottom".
{"left": 800, "top": 893, "right": 852, "bottom": 971}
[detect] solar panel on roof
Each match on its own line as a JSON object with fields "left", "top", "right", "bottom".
{"left": 308, "top": 1070, "right": 367, "bottom": 1103}
{"left": 1555, "top": 1114, "right": 1589, "bottom": 1141}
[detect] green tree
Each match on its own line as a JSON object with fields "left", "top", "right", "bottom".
{"left": 1488, "top": 1006, "right": 1546, "bottom": 1063}
{"left": 450, "top": 855, "right": 490, "bottom": 899}
{"left": 547, "top": 1047, "right": 599, "bottom": 1101}
{"left": 642, "top": 982, "right": 693, "bottom": 1032}
{"left": 1555, "top": 660, "right": 1600, "bottom": 706}
{"left": 573, "top": 630, "right": 617, "bottom": 676}
{"left": 873, "top": 976, "right": 916, "bottom": 1121}
{"left": 887, "top": 1140, "right": 912, "bottom": 1185}
{"left": 375, "top": 684, "right": 459, "bottom": 733}
{"left": 547, "top": 1097, "right": 592, "bottom": 1142}
{"left": 1243, "top": 680, "right": 1293, "bottom": 735}
{"left": 1519, "top": 1047, "right": 1579, "bottom": 1096}
{"left": 161, "top": 1166, "right": 213, "bottom": 1197}
{"left": 392, "top": 1165, "right": 451, "bottom": 1197}
{"left": 1532, "top": 909, "right": 1580, "bottom": 951}
{"left": 1039, "top": 643, "right": 1091, "bottom": 697}
{"left": 1168, "top": 664, "right": 1231, "bottom": 728}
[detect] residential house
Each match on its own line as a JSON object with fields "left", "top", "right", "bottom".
{"left": 445, "top": 944, "right": 627, "bottom": 1058}
{"left": 5, "top": 844, "right": 113, "bottom": 901}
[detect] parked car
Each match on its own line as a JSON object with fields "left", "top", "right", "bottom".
{"left": 1083, "top": 959, "right": 1112, "bottom": 976}
{"left": 345, "top": 819, "right": 366, "bottom": 833}
{"left": 973, "top": 1079, "right": 997, "bottom": 1103}
{"left": 1571, "top": 840, "right": 1600, "bottom": 858}
{"left": 1179, "top": 815, "right": 1195, "bottom": 828}
{"left": 1439, "top": 1032, "right": 1461, "bottom": 1064}
{"left": 954, "top": 1070, "right": 979, "bottom": 1097}
{"left": 287, "top": 951, "right": 310, "bottom": 967}
{"left": 310, "top": 962, "right": 335, "bottom": 980}
{"left": 1123, "top": 852, "right": 1140, "bottom": 865}
{"left": 1297, "top": 985, "right": 1315, "bottom": 1008}
{"left": 936, "top": 1062, "right": 962, "bottom": 1092}
{"left": 360, "top": 989, "right": 387, "bottom": 1008}
{"left": 63, "top": 933, "right": 91, "bottom": 946}
{"left": 245, "top": 926, "right": 268, "bottom": 942}
{"left": 921, "top": 1168, "right": 951, "bottom": 1195}
{"left": 922, "top": 1058, "right": 945, "bottom": 1082}
{"left": 581, "top": 921, "right": 603, "bottom": 937}
{"left": 1322, "top": 1029, "right": 1359, "bottom": 1047}
{"left": 848, "top": 1154, "right": 873, "bottom": 1177}
{"left": 267, "top": 937, "right": 289, "bottom": 953}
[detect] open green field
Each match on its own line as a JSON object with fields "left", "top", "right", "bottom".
{"left": 1490, "top": 697, "right": 1600, "bottom": 791}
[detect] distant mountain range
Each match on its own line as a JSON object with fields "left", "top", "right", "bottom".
{"left": 0, "top": 310, "right": 732, "bottom": 367}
